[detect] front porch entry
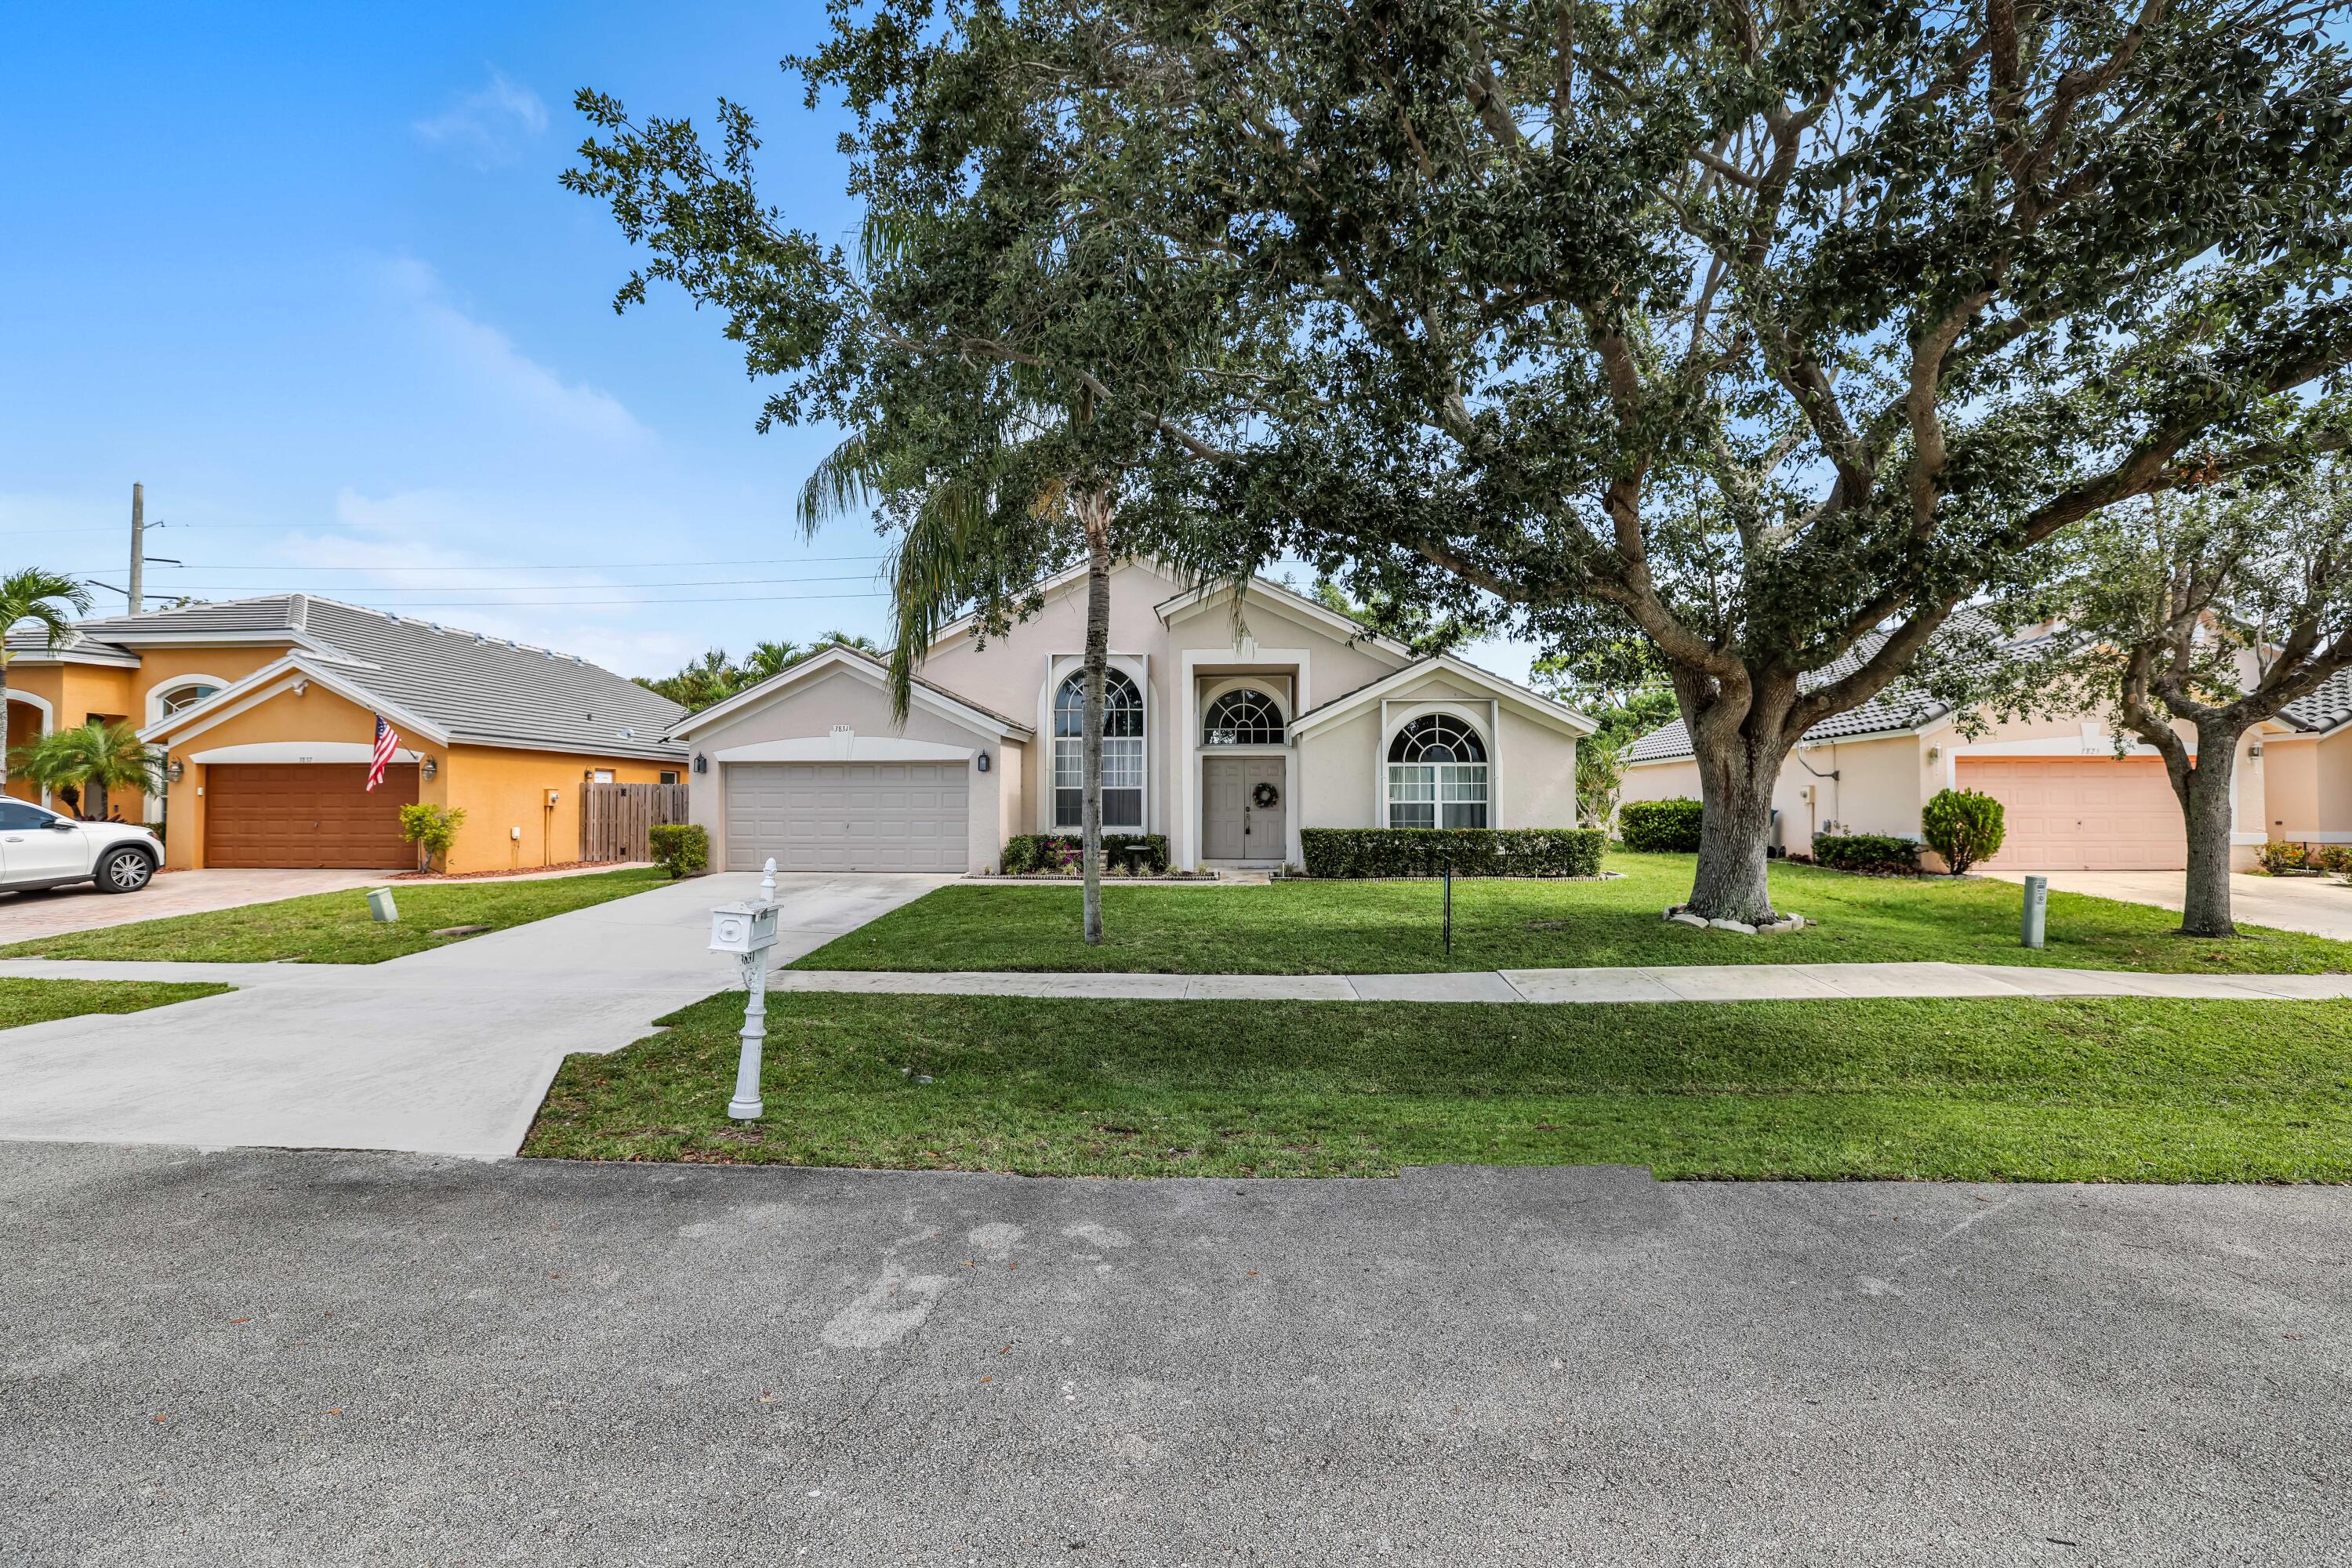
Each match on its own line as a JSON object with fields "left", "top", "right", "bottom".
{"left": 1202, "top": 756, "right": 1285, "bottom": 863}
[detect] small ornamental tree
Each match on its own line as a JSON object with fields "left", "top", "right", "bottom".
{"left": 1920, "top": 789, "right": 2007, "bottom": 876}
{"left": 398, "top": 804, "right": 466, "bottom": 875}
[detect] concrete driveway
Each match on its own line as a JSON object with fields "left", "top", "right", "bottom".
{"left": 0, "top": 872, "right": 949, "bottom": 1159}
{"left": 1986, "top": 866, "right": 2352, "bottom": 941}
{"left": 7, "top": 1143, "right": 2350, "bottom": 1566}
{"left": 0, "top": 867, "right": 394, "bottom": 944}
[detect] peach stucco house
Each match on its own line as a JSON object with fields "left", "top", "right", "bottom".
{"left": 1618, "top": 631, "right": 2318, "bottom": 873}
{"left": 664, "top": 560, "right": 1595, "bottom": 874}
{"left": 5, "top": 595, "right": 684, "bottom": 874}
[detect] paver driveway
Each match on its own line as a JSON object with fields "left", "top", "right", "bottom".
{"left": 0, "top": 867, "right": 392, "bottom": 943}
{"left": 0, "top": 873, "right": 949, "bottom": 1158}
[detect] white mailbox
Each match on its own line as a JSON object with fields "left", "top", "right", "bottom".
{"left": 709, "top": 901, "right": 779, "bottom": 955}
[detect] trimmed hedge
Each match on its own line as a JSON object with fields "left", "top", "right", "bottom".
{"left": 1920, "top": 787, "right": 2006, "bottom": 874}
{"left": 1811, "top": 832, "right": 1921, "bottom": 876}
{"left": 648, "top": 823, "right": 710, "bottom": 879}
{"left": 1000, "top": 832, "right": 1171, "bottom": 876}
{"left": 1300, "top": 827, "right": 1606, "bottom": 878}
{"left": 1617, "top": 797, "right": 1704, "bottom": 853}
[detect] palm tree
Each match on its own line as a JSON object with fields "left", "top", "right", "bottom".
{"left": 1, "top": 568, "right": 93, "bottom": 792}
{"left": 800, "top": 387, "right": 1138, "bottom": 941}
{"left": 9, "top": 720, "right": 158, "bottom": 819}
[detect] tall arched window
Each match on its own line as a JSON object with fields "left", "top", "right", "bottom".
{"left": 1387, "top": 713, "right": 1488, "bottom": 829}
{"left": 1054, "top": 667, "right": 1144, "bottom": 828}
{"left": 1202, "top": 688, "right": 1284, "bottom": 746}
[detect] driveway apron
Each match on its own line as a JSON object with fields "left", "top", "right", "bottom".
{"left": 0, "top": 873, "right": 949, "bottom": 1160}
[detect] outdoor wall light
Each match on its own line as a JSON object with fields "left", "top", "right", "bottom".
{"left": 975, "top": 751, "right": 991, "bottom": 773}
{"left": 165, "top": 759, "right": 185, "bottom": 784}
{"left": 693, "top": 753, "right": 709, "bottom": 775}
{"left": 421, "top": 757, "right": 438, "bottom": 781}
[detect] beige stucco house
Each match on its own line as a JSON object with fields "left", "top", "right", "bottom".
{"left": 1619, "top": 633, "right": 2315, "bottom": 873}
{"left": 666, "top": 561, "right": 1595, "bottom": 874}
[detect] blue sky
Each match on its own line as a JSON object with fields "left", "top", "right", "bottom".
{"left": 2, "top": 3, "right": 1536, "bottom": 684}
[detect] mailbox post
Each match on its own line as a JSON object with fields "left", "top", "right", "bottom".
{"left": 2020, "top": 874, "right": 2049, "bottom": 950}
{"left": 710, "top": 858, "right": 782, "bottom": 1120}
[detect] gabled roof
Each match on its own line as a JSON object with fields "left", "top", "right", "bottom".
{"left": 1288, "top": 654, "right": 1598, "bottom": 738}
{"left": 1152, "top": 573, "right": 1417, "bottom": 659}
{"left": 665, "top": 642, "right": 1035, "bottom": 743}
{"left": 115, "top": 595, "right": 685, "bottom": 761}
{"left": 1622, "top": 615, "right": 2021, "bottom": 767}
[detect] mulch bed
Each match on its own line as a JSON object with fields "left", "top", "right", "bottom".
{"left": 388, "top": 860, "right": 637, "bottom": 882}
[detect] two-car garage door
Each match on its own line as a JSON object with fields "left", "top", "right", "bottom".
{"left": 204, "top": 763, "right": 419, "bottom": 869}
{"left": 1958, "top": 757, "right": 2185, "bottom": 871}
{"left": 724, "top": 761, "right": 968, "bottom": 872}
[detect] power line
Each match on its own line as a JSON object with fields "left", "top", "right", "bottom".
{"left": 46, "top": 553, "right": 890, "bottom": 572}
{"left": 80, "top": 572, "right": 886, "bottom": 595}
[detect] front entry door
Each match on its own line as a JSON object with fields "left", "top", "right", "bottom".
{"left": 1202, "top": 757, "right": 1285, "bottom": 862}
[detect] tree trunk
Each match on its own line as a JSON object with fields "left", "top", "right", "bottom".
{"left": 1078, "top": 495, "right": 1113, "bottom": 946}
{"left": 0, "top": 661, "right": 11, "bottom": 790}
{"left": 1679, "top": 675, "right": 1798, "bottom": 926}
{"left": 2175, "top": 721, "right": 2243, "bottom": 938}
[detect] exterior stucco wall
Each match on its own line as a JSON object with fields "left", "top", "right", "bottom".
{"left": 444, "top": 745, "right": 670, "bottom": 874}
{"left": 2267, "top": 728, "right": 2352, "bottom": 841}
{"left": 1297, "top": 710, "right": 1381, "bottom": 828}
{"left": 679, "top": 664, "right": 1005, "bottom": 874}
{"left": 1495, "top": 707, "right": 1581, "bottom": 827}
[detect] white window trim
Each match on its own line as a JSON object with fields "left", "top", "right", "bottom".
{"left": 1381, "top": 704, "right": 1496, "bottom": 830}
{"left": 1044, "top": 657, "right": 1149, "bottom": 833}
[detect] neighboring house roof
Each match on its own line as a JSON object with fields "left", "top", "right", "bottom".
{"left": 665, "top": 642, "right": 1036, "bottom": 743}
{"left": 121, "top": 595, "right": 686, "bottom": 761}
{"left": 1621, "top": 618, "right": 2024, "bottom": 767}
{"left": 2, "top": 623, "right": 143, "bottom": 667}
{"left": 2281, "top": 667, "right": 2352, "bottom": 735}
{"left": 1289, "top": 653, "right": 1598, "bottom": 738}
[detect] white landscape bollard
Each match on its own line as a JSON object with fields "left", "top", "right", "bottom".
{"left": 710, "top": 858, "right": 782, "bottom": 1120}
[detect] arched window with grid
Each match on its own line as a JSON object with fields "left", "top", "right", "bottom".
{"left": 1053, "top": 668, "right": 1145, "bottom": 828}
{"left": 1386, "top": 713, "right": 1488, "bottom": 829}
{"left": 1201, "top": 688, "right": 1284, "bottom": 746}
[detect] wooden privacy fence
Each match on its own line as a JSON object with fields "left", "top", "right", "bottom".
{"left": 581, "top": 782, "right": 690, "bottom": 864}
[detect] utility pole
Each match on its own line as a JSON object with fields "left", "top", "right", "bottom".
{"left": 128, "top": 482, "right": 145, "bottom": 613}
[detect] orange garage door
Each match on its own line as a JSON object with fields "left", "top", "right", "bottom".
{"left": 204, "top": 763, "right": 419, "bottom": 869}
{"left": 1957, "top": 757, "right": 2183, "bottom": 871}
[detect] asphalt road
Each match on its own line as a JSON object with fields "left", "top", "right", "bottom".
{"left": 6, "top": 1144, "right": 2350, "bottom": 1566}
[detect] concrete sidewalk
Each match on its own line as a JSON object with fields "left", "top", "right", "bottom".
{"left": 773, "top": 958, "right": 2352, "bottom": 1004}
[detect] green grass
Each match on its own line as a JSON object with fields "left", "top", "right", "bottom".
{"left": 523, "top": 990, "right": 2352, "bottom": 1181}
{"left": 0, "top": 977, "right": 231, "bottom": 1030}
{"left": 793, "top": 852, "right": 2352, "bottom": 975}
{"left": 0, "top": 867, "right": 670, "bottom": 964}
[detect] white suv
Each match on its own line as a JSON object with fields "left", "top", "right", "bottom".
{"left": 0, "top": 799, "right": 162, "bottom": 895}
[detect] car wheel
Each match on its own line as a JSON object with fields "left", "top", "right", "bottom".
{"left": 95, "top": 848, "right": 154, "bottom": 893}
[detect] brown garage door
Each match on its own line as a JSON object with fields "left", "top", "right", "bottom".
{"left": 204, "top": 764, "right": 418, "bottom": 869}
{"left": 1958, "top": 757, "right": 2184, "bottom": 871}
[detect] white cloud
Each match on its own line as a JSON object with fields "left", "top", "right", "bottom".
{"left": 382, "top": 259, "right": 648, "bottom": 446}
{"left": 413, "top": 71, "right": 549, "bottom": 169}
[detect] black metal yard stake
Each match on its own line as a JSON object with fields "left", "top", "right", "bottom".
{"left": 1443, "top": 861, "right": 1454, "bottom": 954}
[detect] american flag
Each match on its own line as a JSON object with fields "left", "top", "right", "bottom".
{"left": 366, "top": 714, "right": 398, "bottom": 791}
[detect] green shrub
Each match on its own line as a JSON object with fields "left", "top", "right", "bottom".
{"left": 1298, "top": 828, "right": 1606, "bottom": 878}
{"left": 648, "top": 823, "right": 709, "bottom": 879}
{"left": 1811, "top": 832, "right": 1921, "bottom": 875}
{"left": 2318, "top": 844, "right": 2352, "bottom": 876}
{"left": 1000, "top": 833, "right": 1171, "bottom": 876}
{"left": 1617, "top": 797, "right": 1704, "bottom": 853}
{"left": 2258, "top": 840, "right": 2312, "bottom": 874}
{"left": 1919, "top": 787, "right": 2006, "bottom": 874}
{"left": 397, "top": 803, "right": 466, "bottom": 874}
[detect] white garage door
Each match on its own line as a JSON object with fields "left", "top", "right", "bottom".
{"left": 1958, "top": 757, "right": 2185, "bottom": 871}
{"left": 724, "top": 761, "right": 970, "bottom": 873}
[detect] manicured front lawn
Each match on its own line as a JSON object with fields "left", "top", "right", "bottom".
{"left": 0, "top": 868, "right": 670, "bottom": 964}
{"left": 524, "top": 991, "right": 2352, "bottom": 1181}
{"left": 792, "top": 853, "right": 2352, "bottom": 975}
{"left": 0, "top": 978, "right": 231, "bottom": 1030}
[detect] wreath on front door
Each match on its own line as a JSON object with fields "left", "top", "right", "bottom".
{"left": 1251, "top": 781, "right": 1280, "bottom": 808}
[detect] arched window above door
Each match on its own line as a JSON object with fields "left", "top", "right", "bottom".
{"left": 1202, "top": 688, "right": 1284, "bottom": 746}
{"left": 157, "top": 681, "right": 221, "bottom": 717}
{"left": 1052, "top": 667, "right": 1144, "bottom": 828}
